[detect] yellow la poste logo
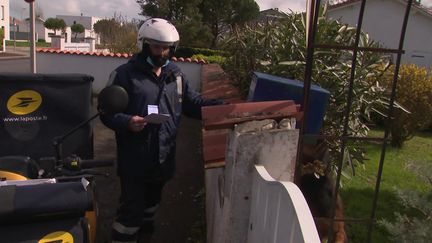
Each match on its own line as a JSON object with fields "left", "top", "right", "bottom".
{"left": 38, "top": 231, "right": 73, "bottom": 243}
{"left": 7, "top": 90, "right": 42, "bottom": 115}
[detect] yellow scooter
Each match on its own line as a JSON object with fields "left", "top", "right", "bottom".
{"left": 0, "top": 85, "right": 128, "bottom": 243}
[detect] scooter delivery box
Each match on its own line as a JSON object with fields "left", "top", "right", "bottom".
{"left": 247, "top": 71, "right": 330, "bottom": 135}
{"left": 0, "top": 73, "right": 94, "bottom": 160}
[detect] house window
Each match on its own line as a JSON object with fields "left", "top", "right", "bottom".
{"left": 1, "top": 6, "right": 4, "bottom": 20}
{"left": 73, "top": 21, "right": 76, "bottom": 24}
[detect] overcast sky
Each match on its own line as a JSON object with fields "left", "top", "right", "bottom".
{"left": 9, "top": 0, "right": 432, "bottom": 20}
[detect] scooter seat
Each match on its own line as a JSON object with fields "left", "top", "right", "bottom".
{"left": 0, "top": 181, "right": 93, "bottom": 223}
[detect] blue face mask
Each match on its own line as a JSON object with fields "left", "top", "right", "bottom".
{"left": 147, "top": 56, "right": 170, "bottom": 68}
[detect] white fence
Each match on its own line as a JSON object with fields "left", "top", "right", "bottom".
{"left": 205, "top": 120, "right": 320, "bottom": 243}
{"left": 248, "top": 165, "right": 320, "bottom": 243}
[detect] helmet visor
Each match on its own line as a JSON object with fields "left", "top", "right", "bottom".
{"left": 144, "top": 38, "right": 176, "bottom": 47}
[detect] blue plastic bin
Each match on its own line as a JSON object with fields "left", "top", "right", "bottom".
{"left": 247, "top": 72, "right": 330, "bottom": 134}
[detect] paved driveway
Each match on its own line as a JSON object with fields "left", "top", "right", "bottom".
{"left": 0, "top": 57, "right": 30, "bottom": 73}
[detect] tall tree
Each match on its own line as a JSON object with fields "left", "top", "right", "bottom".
{"left": 228, "top": 0, "right": 260, "bottom": 27}
{"left": 93, "top": 16, "right": 139, "bottom": 53}
{"left": 136, "top": 0, "right": 213, "bottom": 48}
{"left": 44, "top": 18, "right": 66, "bottom": 35}
{"left": 136, "top": 0, "right": 201, "bottom": 22}
{"left": 200, "top": 0, "right": 232, "bottom": 47}
{"left": 93, "top": 19, "right": 120, "bottom": 45}
{"left": 71, "top": 23, "right": 85, "bottom": 40}
{"left": 200, "top": 0, "right": 259, "bottom": 47}
{"left": 136, "top": 0, "right": 261, "bottom": 48}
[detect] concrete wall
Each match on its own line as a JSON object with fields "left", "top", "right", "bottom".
{"left": 327, "top": 0, "right": 432, "bottom": 68}
{"left": 64, "top": 42, "right": 91, "bottom": 52}
{"left": 0, "top": 0, "right": 10, "bottom": 40}
{"left": 206, "top": 120, "right": 303, "bottom": 242}
{"left": 36, "top": 52, "right": 203, "bottom": 93}
{"left": 50, "top": 38, "right": 93, "bottom": 52}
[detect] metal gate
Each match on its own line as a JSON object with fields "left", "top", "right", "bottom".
{"left": 296, "top": 0, "right": 415, "bottom": 242}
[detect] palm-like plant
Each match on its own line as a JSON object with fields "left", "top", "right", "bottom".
{"left": 222, "top": 8, "right": 393, "bottom": 171}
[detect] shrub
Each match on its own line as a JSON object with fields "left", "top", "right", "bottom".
{"left": 191, "top": 54, "right": 226, "bottom": 65}
{"left": 380, "top": 64, "right": 432, "bottom": 147}
{"left": 0, "top": 28, "right": 4, "bottom": 50}
{"left": 5, "top": 40, "right": 51, "bottom": 48}
{"left": 175, "top": 46, "right": 226, "bottom": 58}
{"left": 44, "top": 18, "right": 66, "bottom": 36}
{"left": 379, "top": 162, "right": 432, "bottom": 242}
{"left": 220, "top": 7, "right": 390, "bottom": 169}
{"left": 94, "top": 17, "right": 138, "bottom": 54}
{"left": 71, "top": 23, "right": 85, "bottom": 40}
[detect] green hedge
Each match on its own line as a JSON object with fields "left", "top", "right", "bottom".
{"left": 5, "top": 40, "right": 51, "bottom": 47}
{"left": 380, "top": 64, "right": 432, "bottom": 147}
{"left": 0, "top": 28, "right": 4, "bottom": 50}
{"left": 191, "top": 54, "right": 226, "bottom": 65}
{"left": 175, "top": 46, "right": 226, "bottom": 58}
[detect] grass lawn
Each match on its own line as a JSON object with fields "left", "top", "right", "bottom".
{"left": 341, "top": 129, "right": 432, "bottom": 242}
{"left": 5, "top": 40, "right": 51, "bottom": 48}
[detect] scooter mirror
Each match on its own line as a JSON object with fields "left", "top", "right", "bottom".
{"left": 97, "top": 85, "right": 129, "bottom": 114}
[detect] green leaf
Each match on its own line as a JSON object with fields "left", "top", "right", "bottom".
{"left": 278, "top": 61, "right": 306, "bottom": 65}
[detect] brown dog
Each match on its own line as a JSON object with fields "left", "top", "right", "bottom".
{"left": 297, "top": 142, "right": 348, "bottom": 243}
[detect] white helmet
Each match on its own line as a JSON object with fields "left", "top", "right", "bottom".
{"left": 137, "top": 18, "right": 180, "bottom": 52}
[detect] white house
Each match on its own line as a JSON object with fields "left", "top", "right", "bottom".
{"left": 13, "top": 17, "right": 75, "bottom": 43}
{"left": 17, "top": 17, "right": 52, "bottom": 42}
{"left": 0, "top": 0, "right": 10, "bottom": 40}
{"left": 56, "top": 14, "right": 100, "bottom": 43}
{"left": 327, "top": 0, "right": 432, "bottom": 68}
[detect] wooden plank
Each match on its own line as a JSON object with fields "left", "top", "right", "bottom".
{"left": 202, "top": 130, "right": 228, "bottom": 163}
{"left": 202, "top": 101, "right": 303, "bottom": 130}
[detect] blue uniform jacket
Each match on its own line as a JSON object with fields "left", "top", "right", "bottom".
{"left": 100, "top": 54, "right": 222, "bottom": 178}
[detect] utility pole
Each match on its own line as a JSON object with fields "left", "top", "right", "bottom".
{"left": 25, "top": 0, "right": 36, "bottom": 73}
{"left": 13, "top": 18, "right": 16, "bottom": 51}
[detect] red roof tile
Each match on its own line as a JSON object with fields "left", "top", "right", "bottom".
{"left": 329, "top": 0, "right": 432, "bottom": 17}
{"left": 36, "top": 48, "right": 206, "bottom": 63}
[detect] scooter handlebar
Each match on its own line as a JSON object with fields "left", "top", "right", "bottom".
{"left": 80, "top": 159, "right": 114, "bottom": 169}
